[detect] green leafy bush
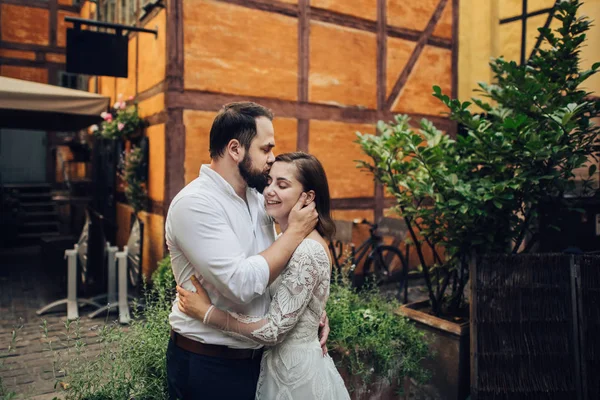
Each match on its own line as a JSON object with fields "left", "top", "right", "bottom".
{"left": 326, "top": 273, "right": 430, "bottom": 389}
{"left": 356, "top": 0, "right": 599, "bottom": 317}
{"left": 52, "top": 257, "right": 428, "bottom": 398}
{"left": 53, "top": 257, "right": 174, "bottom": 400}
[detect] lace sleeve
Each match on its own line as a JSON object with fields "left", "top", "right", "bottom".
{"left": 204, "top": 241, "right": 325, "bottom": 346}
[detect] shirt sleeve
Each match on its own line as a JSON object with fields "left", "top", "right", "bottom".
{"left": 169, "top": 194, "right": 270, "bottom": 304}
{"left": 204, "top": 241, "right": 328, "bottom": 346}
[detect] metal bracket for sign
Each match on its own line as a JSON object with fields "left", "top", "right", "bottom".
{"left": 65, "top": 16, "right": 158, "bottom": 38}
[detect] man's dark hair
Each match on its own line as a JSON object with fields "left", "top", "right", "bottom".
{"left": 209, "top": 102, "right": 274, "bottom": 159}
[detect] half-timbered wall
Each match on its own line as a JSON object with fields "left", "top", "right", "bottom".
{"left": 85, "top": 0, "right": 460, "bottom": 276}
{"left": 0, "top": 0, "right": 80, "bottom": 85}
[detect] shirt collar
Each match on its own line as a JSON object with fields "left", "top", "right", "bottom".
{"left": 199, "top": 164, "right": 255, "bottom": 201}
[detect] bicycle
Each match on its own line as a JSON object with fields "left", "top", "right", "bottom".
{"left": 329, "top": 218, "right": 410, "bottom": 302}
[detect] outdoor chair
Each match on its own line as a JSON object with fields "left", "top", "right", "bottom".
{"left": 114, "top": 215, "right": 144, "bottom": 324}
{"left": 36, "top": 210, "right": 117, "bottom": 320}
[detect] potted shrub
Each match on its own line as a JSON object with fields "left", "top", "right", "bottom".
{"left": 326, "top": 273, "right": 430, "bottom": 399}
{"left": 356, "top": 1, "right": 599, "bottom": 398}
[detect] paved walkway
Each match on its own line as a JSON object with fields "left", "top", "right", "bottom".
{"left": 0, "top": 246, "right": 117, "bottom": 399}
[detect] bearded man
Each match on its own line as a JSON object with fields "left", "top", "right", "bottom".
{"left": 164, "top": 102, "right": 329, "bottom": 400}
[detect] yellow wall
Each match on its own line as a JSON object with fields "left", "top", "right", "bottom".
{"left": 183, "top": 1, "right": 298, "bottom": 100}
{"left": 459, "top": 0, "right": 600, "bottom": 102}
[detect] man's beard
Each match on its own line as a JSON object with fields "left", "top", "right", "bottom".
{"left": 239, "top": 153, "right": 269, "bottom": 193}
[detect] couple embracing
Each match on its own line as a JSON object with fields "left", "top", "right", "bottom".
{"left": 165, "top": 102, "right": 350, "bottom": 399}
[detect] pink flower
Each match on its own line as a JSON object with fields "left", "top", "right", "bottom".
{"left": 113, "top": 101, "right": 122, "bottom": 110}
{"left": 90, "top": 124, "right": 99, "bottom": 132}
{"left": 128, "top": 95, "right": 134, "bottom": 101}
{"left": 101, "top": 112, "right": 109, "bottom": 119}
{"left": 120, "top": 101, "right": 127, "bottom": 110}
{"left": 118, "top": 122, "right": 125, "bottom": 131}
{"left": 105, "top": 114, "right": 113, "bottom": 122}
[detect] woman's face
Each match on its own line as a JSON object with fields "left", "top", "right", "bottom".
{"left": 263, "top": 161, "right": 304, "bottom": 222}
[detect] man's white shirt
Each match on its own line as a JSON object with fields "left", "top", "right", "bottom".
{"left": 166, "top": 165, "right": 276, "bottom": 349}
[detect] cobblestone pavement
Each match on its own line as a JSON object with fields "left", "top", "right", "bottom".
{"left": 0, "top": 246, "right": 119, "bottom": 399}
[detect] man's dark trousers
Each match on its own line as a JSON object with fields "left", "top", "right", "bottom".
{"left": 166, "top": 338, "right": 262, "bottom": 400}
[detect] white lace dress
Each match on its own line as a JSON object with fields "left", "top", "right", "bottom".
{"left": 204, "top": 239, "right": 350, "bottom": 400}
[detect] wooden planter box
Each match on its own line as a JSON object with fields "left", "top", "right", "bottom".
{"left": 397, "top": 301, "right": 470, "bottom": 400}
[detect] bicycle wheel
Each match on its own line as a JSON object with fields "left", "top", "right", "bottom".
{"left": 364, "top": 245, "right": 408, "bottom": 288}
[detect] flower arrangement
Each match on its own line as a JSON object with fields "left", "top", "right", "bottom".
{"left": 90, "top": 93, "right": 149, "bottom": 215}
{"left": 91, "top": 94, "right": 145, "bottom": 140}
{"left": 118, "top": 145, "right": 148, "bottom": 216}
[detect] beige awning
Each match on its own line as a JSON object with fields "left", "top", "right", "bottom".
{"left": 0, "top": 76, "right": 110, "bottom": 131}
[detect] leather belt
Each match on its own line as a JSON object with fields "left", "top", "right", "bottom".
{"left": 170, "top": 330, "right": 263, "bottom": 360}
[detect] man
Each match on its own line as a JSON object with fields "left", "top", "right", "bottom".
{"left": 165, "top": 102, "right": 328, "bottom": 400}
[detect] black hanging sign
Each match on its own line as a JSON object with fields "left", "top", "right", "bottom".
{"left": 65, "top": 17, "right": 158, "bottom": 78}
{"left": 67, "top": 28, "right": 129, "bottom": 78}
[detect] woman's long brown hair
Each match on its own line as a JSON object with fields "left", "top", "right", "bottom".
{"left": 274, "top": 152, "right": 336, "bottom": 241}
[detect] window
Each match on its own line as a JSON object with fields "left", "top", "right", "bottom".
{"left": 98, "top": 0, "right": 137, "bottom": 26}
{"left": 58, "top": 71, "right": 88, "bottom": 91}
{"left": 107, "top": 0, "right": 116, "bottom": 23}
{"left": 499, "top": 0, "right": 558, "bottom": 65}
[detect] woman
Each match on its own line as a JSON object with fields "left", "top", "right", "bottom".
{"left": 177, "top": 152, "right": 350, "bottom": 400}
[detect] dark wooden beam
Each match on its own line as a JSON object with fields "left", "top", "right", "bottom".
{"left": 0, "top": 57, "right": 64, "bottom": 68}
{"left": 166, "top": 0, "right": 184, "bottom": 92}
{"left": 135, "top": 0, "right": 140, "bottom": 96}
{"left": 215, "top": 0, "right": 451, "bottom": 50}
{"left": 331, "top": 197, "right": 375, "bottom": 210}
{"left": 375, "top": 0, "right": 387, "bottom": 221}
{"left": 520, "top": 0, "right": 527, "bottom": 65}
{"left": 0, "top": 41, "right": 66, "bottom": 54}
{"left": 298, "top": 0, "right": 309, "bottom": 103}
{"left": 216, "top": 0, "right": 297, "bottom": 18}
{"left": 0, "top": 0, "right": 79, "bottom": 12}
{"left": 449, "top": 0, "right": 460, "bottom": 137}
{"left": 296, "top": 0, "right": 310, "bottom": 152}
{"left": 164, "top": 108, "right": 186, "bottom": 212}
{"left": 499, "top": 6, "right": 553, "bottom": 24}
{"left": 297, "top": 119, "right": 309, "bottom": 151}
{"left": 137, "top": 80, "right": 166, "bottom": 103}
{"left": 451, "top": 0, "right": 459, "bottom": 100}
{"left": 385, "top": 0, "right": 449, "bottom": 110}
{"left": 168, "top": 90, "right": 454, "bottom": 131}
{"left": 49, "top": 0, "right": 58, "bottom": 47}
{"left": 376, "top": 0, "right": 387, "bottom": 111}
{"left": 388, "top": 26, "right": 451, "bottom": 49}
{"left": 145, "top": 110, "right": 167, "bottom": 127}
{"left": 163, "top": 0, "right": 185, "bottom": 213}
{"left": 331, "top": 196, "right": 396, "bottom": 210}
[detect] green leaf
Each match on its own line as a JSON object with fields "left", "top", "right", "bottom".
{"left": 589, "top": 164, "right": 597, "bottom": 177}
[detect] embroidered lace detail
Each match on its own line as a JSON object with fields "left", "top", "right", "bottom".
{"left": 205, "top": 239, "right": 350, "bottom": 399}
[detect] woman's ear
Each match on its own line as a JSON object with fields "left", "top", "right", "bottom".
{"left": 226, "top": 139, "right": 242, "bottom": 162}
{"left": 305, "top": 190, "right": 316, "bottom": 205}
